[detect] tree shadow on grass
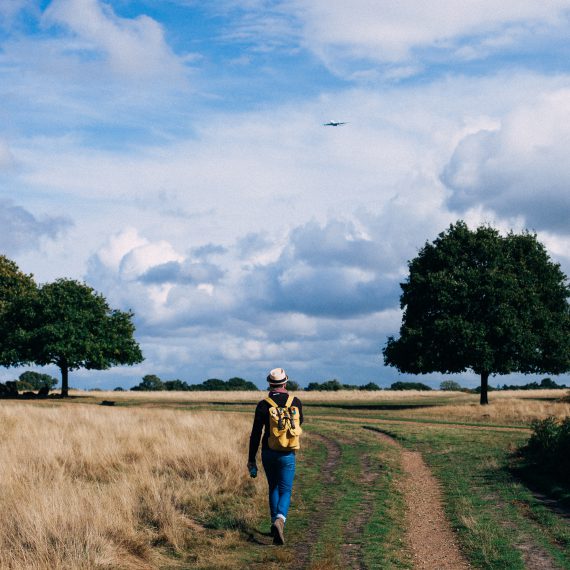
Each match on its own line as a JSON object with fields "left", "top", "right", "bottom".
{"left": 508, "top": 457, "right": 570, "bottom": 519}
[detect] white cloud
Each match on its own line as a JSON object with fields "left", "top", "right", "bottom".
{"left": 95, "top": 227, "right": 148, "bottom": 272}
{"left": 119, "top": 241, "right": 183, "bottom": 281}
{"left": 0, "top": 2, "right": 193, "bottom": 145}
{"left": 43, "top": 0, "right": 185, "bottom": 78}
{"left": 442, "top": 88, "right": 570, "bottom": 232}
{"left": 291, "top": 0, "right": 570, "bottom": 63}
{"left": 220, "top": 0, "right": 570, "bottom": 77}
{"left": 220, "top": 338, "right": 301, "bottom": 361}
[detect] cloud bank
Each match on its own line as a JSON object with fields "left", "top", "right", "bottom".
{"left": 0, "top": 201, "right": 70, "bottom": 254}
{"left": 443, "top": 89, "right": 570, "bottom": 232}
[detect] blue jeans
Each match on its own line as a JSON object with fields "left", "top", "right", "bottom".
{"left": 261, "top": 448, "right": 296, "bottom": 523}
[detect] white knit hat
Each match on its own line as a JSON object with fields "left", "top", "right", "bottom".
{"left": 267, "top": 367, "right": 288, "bottom": 386}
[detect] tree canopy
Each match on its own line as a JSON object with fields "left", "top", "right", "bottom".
{"left": 2, "top": 278, "right": 143, "bottom": 396}
{"left": 0, "top": 255, "right": 36, "bottom": 312}
{"left": 383, "top": 221, "right": 570, "bottom": 404}
{"left": 18, "top": 371, "right": 58, "bottom": 390}
{"left": 132, "top": 374, "right": 164, "bottom": 391}
{"left": 0, "top": 256, "right": 37, "bottom": 364}
{"left": 440, "top": 380, "right": 463, "bottom": 391}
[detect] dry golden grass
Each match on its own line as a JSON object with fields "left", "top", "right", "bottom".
{"left": 490, "top": 389, "right": 570, "bottom": 400}
{"left": 68, "top": 389, "right": 468, "bottom": 403}
{"left": 401, "top": 397, "right": 570, "bottom": 424}
{"left": 0, "top": 404, "right": 263, "bottom": 569}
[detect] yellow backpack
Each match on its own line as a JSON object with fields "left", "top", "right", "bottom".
{"left": 265, "top": 395, "right": 302, "bottom": 451}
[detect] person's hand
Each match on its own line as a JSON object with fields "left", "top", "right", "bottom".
{"left": 247, "top": 461, "right": 258, "bottom": 478}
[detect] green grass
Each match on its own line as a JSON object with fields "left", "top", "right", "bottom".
{"left": 367, "top": 424, "right": 570, "bottom": 569}
{"left": 283, "top": 423, "right": 410, "bottom": 569}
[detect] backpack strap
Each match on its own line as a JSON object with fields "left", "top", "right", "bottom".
{"left": 285, "top": 394, "right": 294, "bottom": 408}
{"left": 265, "top": 396, "right": 278, "bottom": 408}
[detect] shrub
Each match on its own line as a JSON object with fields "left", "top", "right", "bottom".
{"left": 523, "top": 416, "right": 570, "bottom": 478}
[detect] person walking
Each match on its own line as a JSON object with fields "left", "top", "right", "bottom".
{"left": 248, "top": 367, "right": 303, "bottom": 545}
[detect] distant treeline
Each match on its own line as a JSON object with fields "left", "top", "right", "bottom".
{"left": 305, "top": 379, "right": 382, "bottom": 391}
{"left": 129, "top": 375, "right": 259, "bottom": 391}
{"left": 478, "top": 377, "right": 568, "bottom": 392}
{"left": 304, "top": 380, "right": 432, "bottom": 391}
{"left": 121, "top": 374, "right": 567, "bottom": 392}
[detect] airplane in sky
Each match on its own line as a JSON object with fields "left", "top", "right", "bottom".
{"left": 323, "top": 120, "right": 348, "bottom": 126}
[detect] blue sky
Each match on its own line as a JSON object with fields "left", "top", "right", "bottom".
{"left": 1, "top": 0, "right": 570, "bottom": 389}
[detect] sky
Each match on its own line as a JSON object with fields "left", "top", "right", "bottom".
{"left": 1, "top": 0, "right": 570, "bottom": 389}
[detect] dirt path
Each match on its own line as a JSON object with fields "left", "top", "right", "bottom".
{"left": 296, "top": 433, "right": 342, "bottom": 569}
{"left": 372, "top": 430, "right": 471, "bottom": 569}
{"left": 340, "top": 453, "right": 378, "bottom": 570}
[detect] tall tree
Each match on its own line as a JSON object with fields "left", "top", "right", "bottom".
{"left": 0, "top": 256, "right": 37, "bottom": 365}
{"left": 383, "top": 222, "right": 570, "bottom": 404}
{"left": 3, "top": 279, "right": 143, "bottom": 397}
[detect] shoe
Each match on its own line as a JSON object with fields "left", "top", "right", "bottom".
{"left": 270, "top": 523, "right": 276, "bottom": 537}
{"left": 273, "top": 518, "right": 285, "bottom": 545}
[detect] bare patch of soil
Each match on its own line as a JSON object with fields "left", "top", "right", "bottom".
{"left": 296, "top": 433, "right": 342, "bottom": 569}
{"left": 372, "top": 430, "right": 471, "bottom": 569}
{"left": 515, "top": 541, "right": 561, "bottom": 570}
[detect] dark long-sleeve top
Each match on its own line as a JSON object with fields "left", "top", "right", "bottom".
{"left": 248, "top": 390, "right": 303, "bottom": 463}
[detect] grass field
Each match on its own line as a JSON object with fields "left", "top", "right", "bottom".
{"left": 1, "top": 389, "right": 568, "bottom": 569}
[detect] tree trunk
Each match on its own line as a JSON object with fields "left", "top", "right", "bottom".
{"left": 60, "top": 363, "right": 69, "bottom": 398}
{"left": 480, "top": 371, "right": 489, "bottom": 405}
